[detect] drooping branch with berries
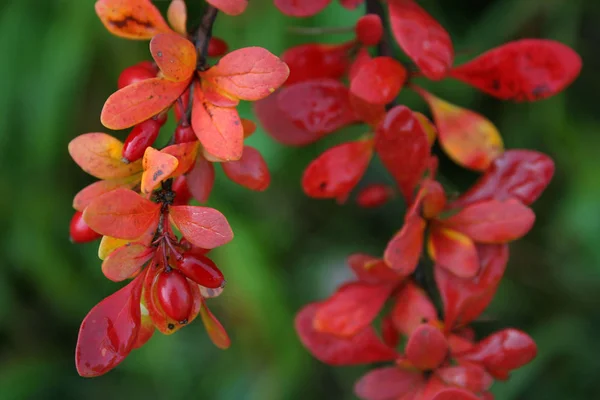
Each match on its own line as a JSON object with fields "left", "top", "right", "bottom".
{"left": 67, "top": 1, "right": 582, "bottom": 398}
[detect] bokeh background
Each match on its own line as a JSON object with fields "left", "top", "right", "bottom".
{"left": 1, "top": 0, "right": 599, "bottom": 399}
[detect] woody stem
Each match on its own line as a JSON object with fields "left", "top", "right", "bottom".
{"left": 194, "top": 5, "right": 218, "bottom": 71}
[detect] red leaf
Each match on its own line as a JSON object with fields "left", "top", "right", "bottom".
{"left": 422, "top": 180, "right": 447, "bottom": 219}
{"left": 452, "top": 150, "right": 555, "bottom": 208}
{"left": 73, "top": 178, "right": 138, "bottom": 212}
{"left": 295, "top": 302, "right": 397, "bottom": 365}
{"left": 282, "top": 43, "right": 352, "bottom": 85}
{"left": 349, "top": 94, "right": 386, "bottom": 127}
{"left": 431, "top": 389, "right": 481, "bottom": 400}
{"left": 199, "top": 299, "right": 231, "bottom": 349}
{"left": 253, "top": 92, "right": 321, "bottom": 146}
{"left": 302, "top": 139, "right": 374, "bottom": 201}
{"left": 186, "top": 155, "right": 215, "bottom": 203}
{"left": 415, "top": 88, "right": 503, "bottom": 171}
{"left": 83, "top": 189, "right": 161, "bottom": 240}
{"left": 443, "top": 199, "right": 535, "bottom": 243}
{"left": 375, "top": 106, "right": 430, "bottom": 202}
{"left": 133, "top": 311, "right": 155, "bottom": 349}
{"left": 384, "top": 211, "right": 426, "bottom": 276}
{"left": 354, "top": 367, "right": 425, "bottom": 400}
{"left": 350, "top": 57, "right": 407, "bottom": 105}
{"left": 102, "top": 243, "right": 154, "bottom": 282}
{"left": 161, "top": 141, "right": 200, "bottom": 177}
{"left": 405, "top": 324, "right": 449, "bottom": 370}
{"left": 101, "top": 77, "right": 190, "bottom": 130}
{"left": 75, "top": 273, "right": 144, "bottom": 377}
{"left": 200, "top": 47, "right": 289, "bottom": 101}
{"left": 456, "top": 329, "right": 537, "bottom": 379}
{"left": 206, "top": 0, "right": 248, "bottom": 16}
{"left": 150, "top": 33, "right": 196, "bottom": 82}
{"left": 95, "top": 0, "right": 172, "bottom": 40}
{"left": 277, "top": 79, "right": 358, "bottom": 135}
{"left": 69, "top": 133, "right": 143, "bottom": 180}
{"left": 314, "top": 282, "right": 393, "bottom": 337}
{"left": 391, "top": 283, "right": 438, "bottom": 335}
{"left": 428, "top": 227, "right": 479, "bottom": 278}
{"left": 221, "top": 146, "right": 271, "bottom": 191}
{"left": 356, "top": 184, "right": 395, "bottom": 208}
{"left": 387, "top": 0, "right": 453, "bottom": 80}
{"left": 169, "top": 205, "right": 233, "bottom": 249}
{"left": 347, "top": 253, "right": 403, "bottom": 285}
{"left": 274, "top": 0, "right": 331, "bottom": 17}
{"left": 191, "top": 85, "right": 243, "bottom": 161}
{"left": 450, "top": 39, "right": 581, "bottom": 102}
{"left": 435, "top": 244, "right": 508, "bottom": 329}
{"left": 437, "top": 364, "right": 493, "bottom": 394}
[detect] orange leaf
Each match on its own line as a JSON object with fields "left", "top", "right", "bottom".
{"left": 302, "top": 139, "right": 374, "bottom": 201}
{"left": 199, "top": 299, "right": 231, "bottom": 349}
{"left": 102, "top": 243, "right": 154, "bottom": 282}
{"left": 428, "top": 227, "right": 479, "bottom": 278}
{"left": 206, "top": 0, "right": 248, "bottom": 16}
{"left": 443, "top": 199, "right": 535, "bottom": 244}
{"left": 84, "top": 188, "right": 161, "bottom": 240}
{"left": 191, "top": 85, "right": 243, "bottom": 161}
{"left": 98, "top": 219, "right": 158, "bottom": 260}
{"left": 69, "top": 133, "right": 142, "bottom": 180}
{"left": 95, "top": 0, "right": 172, "bottom": 40}
{"left": 141, "top": 148, "right": 179, "bottom": 194}
{"left": 186, "top": 155, "right": 215, "bottom": 203}
{"left": 416, "top": 87, "right": 503, "bottom": 171}
{"left": 200, "top": 47, "right": 290, "bottom": 101}
{"left": 101, "top": 77, "right": 190, "bottom": 130}
{"left": 414, "top": 111, "right": 437, "bottom": 145}
{"left": 73, "top": 176, "right": 140, "bottom": 212}
{"left": 162, "top": 141, "right": 200, "bottom": 177}
{"left": 169, "top": 205, "right": 233, "bottom": 249}
{"left": 167, "top": 0, "right": 187, "bottom": 35}
{"left": 150, "top": 33, "right": 196, "bottom": 82}
{"left": 314, "top": 282, "right": 394, "bottom": 337}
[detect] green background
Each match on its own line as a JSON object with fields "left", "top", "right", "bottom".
{"left": 1, "top": 0, "right": 599, "bottom": 399}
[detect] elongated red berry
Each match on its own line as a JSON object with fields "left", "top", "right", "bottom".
{"left": 69, "top": 210, "right": 102, "bottom": 243}
{"left": 356, "top": 14, "right": 384, "bottom": 46}
{"left": 208, "top": 37, "right": 229, "bottom": 57}
{"left": 176, "top": 252, "right": 225, "bottom": 289}
{"left": 174, "top": 123, "right": 197, "bottom": 144}
{"left": 117, "top": 61, "right": 157, "bottom": 89}
{"left": 122, "top": 119, "right": 162, "bottom": 163}
{"left": 155, "top": 270, "right": 193, "bottom": 322}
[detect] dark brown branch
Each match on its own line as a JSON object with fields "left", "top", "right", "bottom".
{"left": 365, "top": 0, "right": 392, "bottom": 58}
{"left": 194, "top": 5, "right": 218, "bottom": 71}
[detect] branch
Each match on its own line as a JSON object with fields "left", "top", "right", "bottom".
{"left": 365, "top": 0, "right": 392, "bottom": 58}
{"left": 194, "top": 5, "right": 218, "bottom": 71}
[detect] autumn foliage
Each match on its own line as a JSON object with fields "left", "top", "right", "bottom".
{"left": 67, "top": 0, "right": 581, "bottom": 396}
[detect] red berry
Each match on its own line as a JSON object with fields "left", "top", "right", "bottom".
{"left": 117, "top": 61, "right": 157, "bottom": 89}
{"left": 355, "top": 14, "right": 384, "bottom": 46}
{"left": 176, "top": 252, "right": 225, "bottom": 289}
{"left": 172, "top": 175, "right": 192, "bottom": 205}
{"left": 174, "top": 123, "right": 197, "bottom": 144}
{"left": 174, "top": 89, "right": 191, "bottom": 122}
{"left": 207, "top": 37, "right": 229, "bottom": 57}
{"left": 69, "top": 211, "right": 101, "bottom": 243}
{"left": 122, "top": 118, "right": 162, "bottom": 163}
{"left": 155, "top": 270, "right": 193, "bottom": 322}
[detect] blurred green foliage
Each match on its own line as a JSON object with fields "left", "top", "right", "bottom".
{"left": 0, "top": 0, "right": 599, "bottom": 399}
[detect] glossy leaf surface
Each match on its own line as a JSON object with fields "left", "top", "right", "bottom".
{"left": 350, "top": 57, "right": 407, "bottom": 105}
{"left": 75, "top": 273, "right": 144, "bottom": 377}
{"left": 102, "top": 243, "right": 154, "bottom": 282}
{"left": 221, "top": 146, "right": 270, "bottom": 191}
{"left": 388, "top": 0, "right": 453, "bottom": 80}
{"left": 354, "top": 367, "right": 424, "bottom": 400}
{"left": 278, "top": 79, "right": 358, "bottom": 135}
{"left": 450, "top": 39, "right": 582, "bottom": 101}
{"left": 384, "top": 211, "right": 426, "bottom": 276}
{"left": 428, "top": 227, "right": 479, "bottom": 278}
{"left": 375, "top": 106, "right": 430, "bottom": 202}
{"left": 282, "top": 43, "right": 351, "bottom": 85}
